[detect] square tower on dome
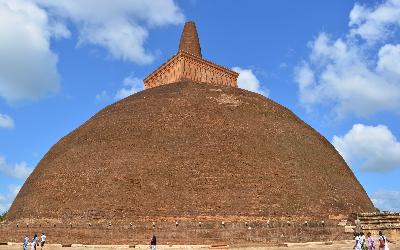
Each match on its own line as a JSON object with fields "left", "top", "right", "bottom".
{"left": 143, "top": 21, "right": 238, "bottom": 89}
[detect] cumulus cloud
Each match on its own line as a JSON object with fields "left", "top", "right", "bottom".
{"left": 332, "top": 124, "right": 400, "bottom": 172}
{"left": 0, "top": 184, "right": 21, "bottom": 213}
{"left": 114, "top": 75, "right": 143, "bottom": 100}
{"left": 232, "top": 67, "right": 269, "bottom": 97}
{"left": 0, "top": 155, "right": 32, "bottom": 179}
{"left": 295, "top": 0, "right": 400, "bottom": 118}
{"left": 34, "top": 0, "right": 184, "bottom": 64}
{"left": 0, "top": 114, "right": 14, "bottom": 128}
{"left": 0, "top": 0, "right": 184, "bottom": 103}
{"left": 349, "top": 0, "right": 400, "bottom": 42}
{"left": 371, "top": 191, "right": 400, "bottom": 212}
{"left": 0, "top": 0, "right": 61, "bottom": 103}
{"left": 377, "top": 44, "right": 400, "bottom": 75}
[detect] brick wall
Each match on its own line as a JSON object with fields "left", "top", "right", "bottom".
{"left": 143, "top": 52, "right": 238, "bottom": 89}
{"left": 0, "top": 220, "right": 350, "bottom": 245}
{"left": 358, "top": 212, "right": 400, "bottom": 241}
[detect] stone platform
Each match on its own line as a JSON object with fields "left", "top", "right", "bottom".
{"left": 358, "top": 212, "right": 400, "bottom": 240}
{"left": 0, "top": 219, "right": 350, "bottom": 245}
{"left": 1, "top": 240, "right": 400, "bottom": 249}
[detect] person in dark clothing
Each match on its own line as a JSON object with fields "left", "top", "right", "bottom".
{"left": 150, "top": 235, "right": 156, "bottom": 250}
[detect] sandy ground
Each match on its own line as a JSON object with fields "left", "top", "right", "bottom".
{"left": 1, "top": 241, "right": 400, "bottom": 250}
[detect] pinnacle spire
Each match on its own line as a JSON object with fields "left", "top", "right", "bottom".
{"left": 178, "top": 21, "right": 202, "bottom": 57}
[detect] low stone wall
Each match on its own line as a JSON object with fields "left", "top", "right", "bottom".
{"left": 0, "top": 220, "right": 350, "bottom": 245}
{"left": 358, "top": 212, "right": 400, "bottom": 241}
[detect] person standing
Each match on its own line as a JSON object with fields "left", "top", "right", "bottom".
{"left": 367, "top": 232, "right": 375, "bottom": 250}
{"left": 379, "top": 231, "right": 394, "bottom": 250}
{"left": 360, "top": 232, "right": 367, "bottom": 250}
{"left": 353, "top": 232, "right": 362, "bottom": 250}
{"left": 23, "top": 235, "right": 29, "bottom": 250}
{"left": 149, "top": 235, "right": 156, "bottom": 250}
{"left": 40, "top": 233, "right": 46, "bottom": 250}
{"left": 31, "top": 234, "right": 38, "bottom": 250}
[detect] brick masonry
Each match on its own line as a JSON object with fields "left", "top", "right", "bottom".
{"left": 358, "top": 212, "right": 400, "bottom": 241}
{"left": 179, "top": 21, "right": 202, "bottom": 58}
{"left": 0, "top": 82, "right": 375, "bottom": 244}
{"left": 0, "top": 219, "right": 350, "bottom": 245}
{"left": 144, "top": 21, "right": 238, "bottom": 89}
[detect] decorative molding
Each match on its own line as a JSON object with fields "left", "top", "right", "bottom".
{"left": 144, "top": 51, "right": 238, "bottom": 89}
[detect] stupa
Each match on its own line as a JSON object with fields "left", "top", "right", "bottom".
{"left": 0, "top": 21, "right": 375, "bottom": 245}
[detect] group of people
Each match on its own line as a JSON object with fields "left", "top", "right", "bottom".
{"left": 18, "top": 231, "right": 395, "bottom": 249}
{"left": 23, "top": 233, "right": 46, "bottom": 250}
{"left": 353, "top": 231, "right": 393, "bottom": 250}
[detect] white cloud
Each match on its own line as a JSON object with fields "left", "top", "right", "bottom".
{"left": 377, "top": 44, "right": 400, "bottom": 75}
{"left": 0, "top": 184, "right": 21, "bottom": 214}
{"left": 332, "top": 124, "right": 400, "bottom": 172}
{"left": 371, "top": 191, "right": 400, "bottom": 212}
{"left": 34, "top": 0, "right": 184, "bottom": 64}
{"left": 7, "top": 184, "right": 21, "bottom": 198}
{"left": 232, "top": 67, "right": 269, "bottom": 97}
{"left": 0, "top": 0, "right": 61, "bottom": 103}
{"left": 0, "top": 155, "right": 32, "bottom": 179}
{"left": 295, "top": 0, "right": 400, "bottom": 118}
{"left": 349, "top": 0, "right": 400, "bottom": 42}
{"left": 0, "top": 0, "right": 184, "bottom": 104}
{"left": 95, "top": 90, "right": 109, "bottom": 103}
{"left": 114, "top": 76, "right": 143, "bottom": 100}
{"left": 0, "top": 195, "right": 7, "bottom": 214}
{"left": 0, "top": 113, "right": 14, "bottom": 128}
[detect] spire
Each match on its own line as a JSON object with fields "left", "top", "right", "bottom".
{"left": 178, "top": 21, "right": 202, "bottom": 57}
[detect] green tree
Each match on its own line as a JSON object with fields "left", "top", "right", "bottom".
{"left": 0, "top": 211, "right": 7, "bottom": 222}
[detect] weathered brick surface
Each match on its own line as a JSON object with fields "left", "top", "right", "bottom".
{"left": 144, "top": 21, "right": 238, "bottom": 89}
{"left": 1, "top": 82, "right": 374, "bottom": 244}
{"left": 0, "top": 220, "right": 352, "bottom": 245}
{"left": 144, "top": 51, "right": 238, "bottom": 89}
{"left": 358, "top": 212, "right": 400, "bottom": 241}
{"left": 179, "top": 21, "right": 202, "bottom": 58}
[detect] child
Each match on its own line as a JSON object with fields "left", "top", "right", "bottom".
{"left": 23, "top": 235, "right": 29, "bottom": 250}
{"left": 360, "top": 232, "right": 367, "bottom": 250}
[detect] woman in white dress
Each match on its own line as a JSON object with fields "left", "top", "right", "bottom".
{"left": 354, "top": 232, "right": 362, "bottom": 250}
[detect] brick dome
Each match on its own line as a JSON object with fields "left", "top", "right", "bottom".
{"left": 7, "top": 81, "right": 374, "bottom": 224}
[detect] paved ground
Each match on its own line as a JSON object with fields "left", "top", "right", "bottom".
{"left": 1, "top": 241, "right": 400, "bottom": 249}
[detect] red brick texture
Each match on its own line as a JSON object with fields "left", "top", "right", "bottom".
{"left": 1, "top": 82, "right": 374, "bottom": 244}
{"left": 179, "top": 21, "right": 202, "bottom": 57}
{"left": 144, "top": 21, "right": 238, "bottom": 89}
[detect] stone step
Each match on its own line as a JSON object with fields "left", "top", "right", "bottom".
{"left": 359, "top": 219, "right": 400, "bottom": 224}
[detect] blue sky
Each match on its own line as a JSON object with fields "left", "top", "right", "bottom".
{"left": 1, "top": 0, "right": 400, "bottom": 213}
